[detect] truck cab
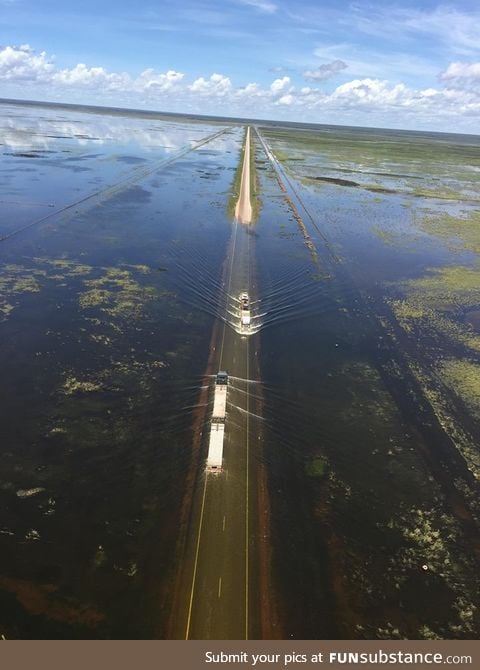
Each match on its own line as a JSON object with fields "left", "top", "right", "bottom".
{"left": 216, "top": 371, "right": 228, "bottom": 386}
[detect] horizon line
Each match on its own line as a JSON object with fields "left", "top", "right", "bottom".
{"left": 1, "top": 96, "right": 479, "bottom": 140}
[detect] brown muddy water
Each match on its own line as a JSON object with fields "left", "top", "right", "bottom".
{"left": 0, "top": 101, "right": 479, "bottom": 639}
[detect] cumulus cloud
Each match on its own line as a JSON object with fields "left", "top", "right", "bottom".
{"left": 440, "top": 62, "right": 480, "bottom": 81}
{"left": 135, "top": 68, "right": 185, "bottom": 91}
{"left": 0, "top": 45, "right": 185, "bottom": 97}
{"left": 235, "top": 82, "right": 262, "bottom": 97}
{"left": 270, "top": 76, "right": 290, "bottom": 94}
{"left": 276, "top": 94, "right": 294, "bottom": 106}
{"left": 1, "top": 45, "right": 479, "bottom": 130}
{"left": 54, "top": 64, "right": 130, "bottom": 90}
{"left": 330, "top": 78, "right": 410, "bottom": 106}
{"left": 189, "top": 73, "right": 232, "bottom": 96}
{"left": 54, "top": 65, "right": 185, "bottom": 94}
{"left": 303, "top": 59, "right": 347, "bottom": 82}
{"left": 0, "top": 44, "right": 53, "bottom": 81}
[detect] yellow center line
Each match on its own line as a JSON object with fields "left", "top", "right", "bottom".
{"left": 185, "top": 474, "right": 208, "bottom": 640}
{"left": 185, "top": 125, "right": 251, "bottom": 640}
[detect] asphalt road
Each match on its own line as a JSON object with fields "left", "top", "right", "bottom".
{"left": 173, "top": 127, "right": 260, "bottom": 639}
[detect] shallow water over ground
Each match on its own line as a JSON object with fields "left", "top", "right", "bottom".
{"left": 0, "top": 102, "right": 479, "bottom": 639}
{"left": 0, "top": 102, "right": 242, "bottom": 638}
{"left": 255, "top": 125, "right": 480, "bottom": 639}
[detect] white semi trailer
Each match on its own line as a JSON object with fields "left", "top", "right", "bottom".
{"left": 206, "top": 371, "right": 228, "bottom": 473}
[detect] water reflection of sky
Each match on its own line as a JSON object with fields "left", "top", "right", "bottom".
{"left": 0, "top": 102, "right": 235, "bottom": 155}
{"left": 0, "top": 102, "right": 240, "bottom": 238}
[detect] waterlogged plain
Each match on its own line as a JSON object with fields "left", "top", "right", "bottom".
{"left": 257, "top": 125, "right": 480, "bottom": 638}
{"left": 2, "top": 99, "right": 480, "bottom": 641}
{"left": 0, "top": 102, "right": 243, "bottom": 637}
{"left": 0, "top": 101, "right": 228, "bottom": 237}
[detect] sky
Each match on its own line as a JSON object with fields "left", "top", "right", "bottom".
{"left": 1, "top": 0, "right": 479, "bottom": 132}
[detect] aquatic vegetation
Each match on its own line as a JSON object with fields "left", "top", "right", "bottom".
{"left": 440, "top": 359, "right": 480, "bottom": 418}
{"left": 0, "top": 264, "right": 43, "bottom": 319}
{"left": 390, "top": 298, "right": 480, "bottom": 352}
{"left": 62, "top": 376, "right": 104, "bottom": 395}
{"left": 38, "top": 258, "right": 92, "bottom": 275}
{"left": 262, "top": 126, "right": 480, "bottom": 202}
{"left": 371, "top": 226, "right": 398, "bottom": 246}
{"left": 0, "top": 271, "right": 41, "bottom": 294}
{"left": 0, "top": 303, "right": 14, "bottom": 316}
{"left": 413, "top": 187, "right": 479, "bottom": 202}
{"left": 79, "top": 267, "right": 160, "bottom": 318}
{"left": 420, "top": 210, "right": 480, "bottom": 254}
{"left": 390, "top": 265, "right": 480, "bottom": 358}
{"left": 384, "top": 505, "right": 480, "bottom": 636}
{"left": 339, "top": 361, "right": 396, "bottom": 425}
{"left": 305, "top": 457, "right": 328, "bottom": 478}
{"left": 0, "top": 257, "right": 164, "bottom": 324}
{"left": 124, "top": 264, "right": 151, "bottom": 274}
{"left": 418, "top": 625, "right": 442, "bottom": 640}
{"left": 16, "top": 487, "right": 46, "bottom": 498}
{"left": 390, "top": 300, "right": 427, "bottom": 321}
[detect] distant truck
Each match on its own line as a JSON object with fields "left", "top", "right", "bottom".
{"left": 240, "top": 291, "right": 251, "bottom": 327}
{"left": 206, "top": 371, "right": 228, "bottom": 473}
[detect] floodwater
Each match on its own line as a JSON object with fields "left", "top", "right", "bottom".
{"left": 0, "top": 101, "right": 479, "bottom": 639}
{"left": 0, "top": 101, "right": 241, "bottom": 638}
{"left": 254, "top": 125, "right": 480, "bottom": 639}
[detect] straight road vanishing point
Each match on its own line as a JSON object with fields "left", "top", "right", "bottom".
{"left": 179, "top": 127, "right": 257, "bottom": 640}
{"left": 235, "top": 126, "right": 253, "bottom": 225}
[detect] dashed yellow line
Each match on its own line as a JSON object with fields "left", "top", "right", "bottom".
{"left": 186, "top": 125, "right": 253, "bottom": 640}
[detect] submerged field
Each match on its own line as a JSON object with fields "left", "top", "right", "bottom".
{"left": 257, "top": 124, "right": 480, "bottom": 639}
{"left": 0, "top": 101, "right": 479, "bottom": 639}
{"left": 0, "top": 102, "right": 239, "bottom": 637}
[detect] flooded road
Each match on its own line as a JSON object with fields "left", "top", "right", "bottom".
{"left": 1, "top": 101, "right": 479, "bottom": 639}
{"left": 171, "top": 128, "right": 261, "bottom": 639}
